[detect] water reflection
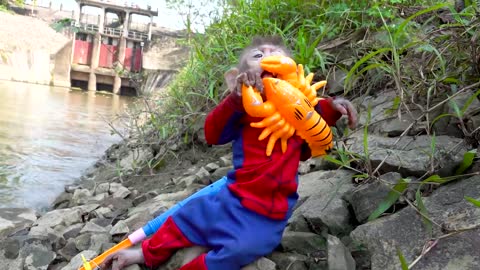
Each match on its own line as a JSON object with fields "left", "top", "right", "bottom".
{"left": 0, "top": 81, "right": 134, "bottom": 211}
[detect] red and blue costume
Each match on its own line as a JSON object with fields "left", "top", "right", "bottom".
{"left": 141, "top": 93, "right": 341, "bottom": 270}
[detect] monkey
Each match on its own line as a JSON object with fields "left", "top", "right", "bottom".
{"left": 99, "top": 36, "right": 357, "bottom": 270}
{"left": 224, "top": 36, "right": 291, "bottom": 97}
{"left": 225, "top": 36, "right": 357, "bottom": 129}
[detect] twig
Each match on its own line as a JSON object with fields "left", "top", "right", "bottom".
{"left": 98, "top": 113, "right": 126, "bottom": 141}
{"left": 408, "top": 239, "right": 439, "bottom": 269}
{"left": 404, "top": 197, "right": 442, "bottom": 228}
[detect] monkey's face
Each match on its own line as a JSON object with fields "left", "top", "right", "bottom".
{"left": 244, "top": 44, "right": 288, "bottom": 78}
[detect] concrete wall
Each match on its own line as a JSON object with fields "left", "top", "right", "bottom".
{"left": 52, "top": 40, "right": 74, "bottom": 87}
{"left": 0, "top": 50, "right": 52, "bottom": 85}
{"left": 0, "top": 39, "right": 73, "bottom": 87}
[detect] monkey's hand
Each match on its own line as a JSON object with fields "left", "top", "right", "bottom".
{"left": 331, "top": 98, "right": 358, "bottom": 129}
{"left": 234, "top": 71, "right": 263, "bottom": 97}
{"left": 99, "top": 247, "right": 144, "bottom": 270}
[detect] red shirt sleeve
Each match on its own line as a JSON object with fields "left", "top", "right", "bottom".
{"left": 204, "top": 93, "right": 245, "bottom": 145}
{"left": 315, "top": 97, "right": 343, "bottom": 126}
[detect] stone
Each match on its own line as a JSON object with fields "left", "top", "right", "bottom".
{"left": 346, "top": 172, "right": 402, "bottom": 223}
{"left": 22, "top": 244, "right": 56, "bottom": 270}
{"left": 280, "top": 231, "right": 326, "bottom": 256}
{"left": 0, "top": 208, "right": 37, "bottom": 238}
{"left": 72, "top": 189, "right": 92, "bottom": 205}
{"left": 327, "top": 235, "right": 356, "bottom": 270}
{"left": 351, "top": 175, "right": 480, "bottom": 270}
{"left": 346, "top": 134, "right": 469, "bottom": 177}
{"left": 204, "top": 162, "right": 220, "bottom": 172}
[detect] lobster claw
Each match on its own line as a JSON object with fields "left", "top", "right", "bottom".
{"left": 260, "top": 55, "right": 297, "bottom": 75}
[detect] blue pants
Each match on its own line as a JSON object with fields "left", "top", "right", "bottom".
{"left": 172, "top": 186, "right": 288, "bottom": 269}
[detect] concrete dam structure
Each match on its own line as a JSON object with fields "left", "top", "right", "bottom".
{"left": 1, "top": 1, "right": 187, "bottom": 96}
{"left": 71, "top": 0, "right": 158, "bottom": 95}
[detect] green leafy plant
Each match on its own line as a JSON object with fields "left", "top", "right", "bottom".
{"left": 368, "top": 178, "right": 410, "bottom": 221}
{"left": 465, "top": 196, "right": 480, "bottom": 207}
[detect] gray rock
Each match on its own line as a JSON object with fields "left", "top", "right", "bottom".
{"left": 89, "top": 233, "right": 112, "bottom": 254}
{"left": 173, "top": 175, "right": 198, "bottom": 186}
{"left": 302, "top": 196, "right": 353, "bottom": 235}
{"left": 195, "top": 167, "right": 210, "bottom": 179}
{"left": 0, "top": 208, "right": 37, "bottom": 238}
{"left": 297, "top": 170, "right": 355, "bottom": 199}
{"left": 351, "top": 175, "right": 480, "bottom": 270}
{"left": 346, "top": 134, "right": 469, "bottom": 177}
{"left": 346, "top": 172, "right": 402, "bottom": 223}
{"left": 219, "top": 155, "right": 232, "bottom": 167}
{"left": 327, "top": 234, "right": 356, "bottom": 270}
{"left": 80, "top": 221, "right": 109, "bottom": 234}
{"left": 289, "top": 170, "right": 355, "bottom": 235}
{"left": 281, "top": 231, "right": 326, "bottom": 256}
{"left": 204, "top": 162, "right": 220, "bottom": 172}
{"left": 58, "top": 238, "right": 79, "bottom": 260}
{"left": 119, "top": 148, "right": 153, "bottom": 171}
{"left": 269, "top": 252, "right": 309, "bottom": 270}
{"left": 210, "top": 166, "right": 233, "bottom": 180}
{"left": 22, "top": 244, "right": 56, "bottom": 270}
{"left": 243, "top": 257, "right": 276, "bottom": 270}
{"left": 72, "top": 189, "right": 92, "bottom": 205}
{"left": 60, "top": 250, "right": 98, "bottom": 270}
{"left": 110, "top": 220, "right": 130, "bottom": 236}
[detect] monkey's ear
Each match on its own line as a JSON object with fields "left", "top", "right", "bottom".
{"left": 224, "top": 68, "right": 239, "bottom": 91}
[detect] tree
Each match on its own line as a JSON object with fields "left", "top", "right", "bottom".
{"left": 165, "top": 0, "right": 227, "bottom": 38}
{"left": 0, "top": 0, "right": 25, "bottom": 8}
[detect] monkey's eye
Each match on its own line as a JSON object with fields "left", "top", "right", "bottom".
{"left": 254, "top": 53, "right": 263, "bottom": 58}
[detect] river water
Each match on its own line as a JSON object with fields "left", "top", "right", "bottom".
{"left": 0, "top": 81, "right": 134, "bottom": 211}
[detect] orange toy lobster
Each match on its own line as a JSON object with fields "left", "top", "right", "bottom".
{"left": 241, "top": 55, "right": 333, "bottom": 157}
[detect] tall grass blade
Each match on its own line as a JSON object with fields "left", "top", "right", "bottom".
{"left": 465, "top": 196, "right": 480, "bottom": 208}
{"left": 455, "top": 149, "right": 477, "bottom": 175}
{"left": 397, "top": 248, "right": 409, "bottom": 270}
{"left": 416, "top": 188, "right": 432, "bottom": 237}
{"left": 368, "top": 178, "right": 409, "bottom": 221}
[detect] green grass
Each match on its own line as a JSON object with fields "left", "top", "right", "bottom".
{"left": 134, "top": 0, "right": 480, "bottom": 184}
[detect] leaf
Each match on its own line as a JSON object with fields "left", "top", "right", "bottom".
{"left": 368, "top": 178, "right": 409, "bottom": 221}
{"left": 344, "top": 48, "right": 392, "bottom": 93}
{"left": 397, "top": 249, "right": 409, "bottom": 270}
{"left": 421, "top": 174, "right": 465, "bottom": 185}
{"left": 385, "top": 96, "right": 401, "bottom": 116}
{"left": 323, "top": 155, "right": 346, "bottom": 167}
{"left": 455, "top": 150, "right": 476, "bottom": 175}
{"left": 394, "top": 3, "right": 449, "bottom": 42}
{"left": 448, "top": 99, "right": 462, "bottom": 118}
{"left": 465, "top": 196, "right": 480, "bottom": 208}
{"left": 461, "top": 89, "right": 480, "bottom": 115}
{"left": 416, "top": 188, "right": 432, "bottom": 236}
{"left": 353, "top": 173, "right": 369, "bottom": 179}
{"left": 421, "top": 174, "right": 444, "bottom": 184}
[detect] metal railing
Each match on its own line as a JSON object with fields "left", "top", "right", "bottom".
{"left": 75, "top": 21, "right": 148, "bottom": 40}
{"left": 128, "top": 30, "right": 148, "bottom": 40}
{"left": 104, "top": 27, "right": 122, "bottom": 37}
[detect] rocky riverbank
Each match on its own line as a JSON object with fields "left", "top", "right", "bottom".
{"left": 0, "top": 88, "right": 479, "bottom": 269}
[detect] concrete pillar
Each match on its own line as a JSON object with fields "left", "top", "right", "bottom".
{"left": 148, "top": 16, "right": 153, "bottom": 41}
{"left": 88, "top": 33, "right": 101, "bottom": 91}
{"left": 113, "top": 76, "right": 122, "bottom": 95}
{"left": 122, "top": 12, "right": 130, "bottom": 37}
{"left": 78, "top": 4, "right": 83, "bottom": 25}
{"left": 98, "top": 8, "right": 105, "bottom": 33}
{"left": 113, "top": 36, "right": 127, "bottom": 94}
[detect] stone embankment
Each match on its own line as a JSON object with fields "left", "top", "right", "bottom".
{"left": 0, "top": 90, "right": 479, "bottom": 270}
